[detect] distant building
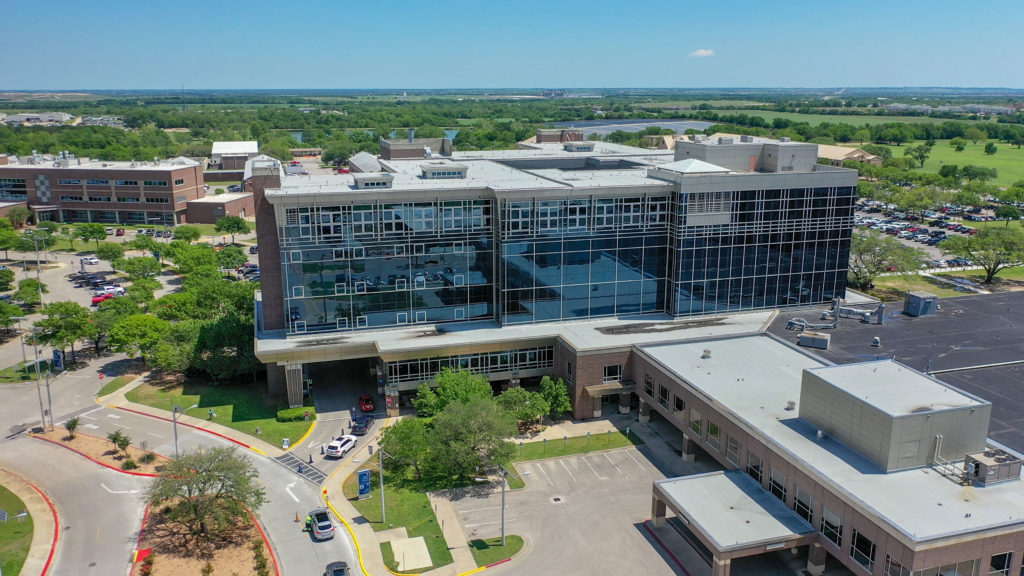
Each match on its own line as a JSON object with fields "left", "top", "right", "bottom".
{"left": 211, "top": 141, "right": 259, "bottom": 170}
{"left": 4, "top": 112, "right": 73, "bottom": 124}
{"left": 347, "top": 151, "right": 381, "bottom": 173}
{"left": 185, "top": 192, "right": 254, "bottom": 223}
{"left": 534, "top": 128, "right": 584, "bottom": 144}
{"left": 289, "top": 148, "right": 322, "bottom": 157}
{"left": 816, "top": 144, "right": 883, "bottom": 167}
{"left": 379, "top": 135, "right": 452, "bottom": 160}
{"left": 0, "top": 152, "right": 204, "bottom": 225}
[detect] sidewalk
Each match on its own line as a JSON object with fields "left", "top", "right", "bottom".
{"left": 97, "top": 370, "right": 285, "bottom": 458}
{"left": 0, "top": 467, "right": 58, "bottom": 576}
{"left": 423, "top": 492, "right": 477, "bottom": 576}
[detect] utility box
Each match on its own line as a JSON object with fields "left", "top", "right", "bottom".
{"left": 904, "top": 291, "right": 938, "bottom": 317}
{"left": 798, "top": 331, "right": 831, "bottom": 350}
{"left": 966, "top": 449, "right": 1022, "bottom": 486}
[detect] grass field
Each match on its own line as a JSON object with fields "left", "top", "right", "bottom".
{"left": 96, "top": 374, "right": 136, "bottom": 397}
{"left": 344, "top": 468, "right": 453, "bottom": 573}
{"left": 863, "top": 139, "right": 1024, "bottom": 187}
{"left": 868, "top": 274, "right": 972, "bottom": 301}
{"left": 469, "top": 536, "right": 524, "bottom": 567}
{"left": 704, "top": 109, "right": 994, "bottom": 127}
{"left": 0, "top": 483, "right": 33, "bottom": 576}
{"left": 0, "top": 360, "right": 51, "bottom": 384}
{"left": 125, "top": 379, "right": 312, "bottom": 447}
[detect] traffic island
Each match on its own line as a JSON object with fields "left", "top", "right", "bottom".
{"left": 31, "top": 429, "right": 170, "bottom": 476}
{"left": 468, "top": 535, "right": 525, "bottom": 568}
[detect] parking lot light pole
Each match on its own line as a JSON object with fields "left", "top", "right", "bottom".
{"left": 477, "top": 467, "right": 530, "bottom": 546}
{"left": 356, "top": 447, "right": 393, "bottom": 525}
{"left": 29, "top": 330, "right": 47, "bottom": 430}
{"left": 172, "top": 403, "right": 199, "bottom": 456}
{"left": 13, "top": 317, "right": 28, "bottom": 378}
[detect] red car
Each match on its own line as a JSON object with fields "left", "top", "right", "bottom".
{"left": 337, "top": 168, "right": 350, "bottom": 174}
{"left": 91, "top": 293, "right": 114, "bottom": 306}
{"left": 358, "top": 395, "right": 375, "bottom": 413}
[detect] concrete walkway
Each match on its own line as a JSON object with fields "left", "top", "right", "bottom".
{"left": 97, "top": 370, "right": 285, "bottom": 457}
{"left": 0, "top": 467, "right": 58, "bottom": 576}
{"left": 423, "top": 492, "right": 478, "bottom": 576}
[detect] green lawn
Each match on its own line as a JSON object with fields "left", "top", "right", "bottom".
{"left": 469, "top": 536, "right": 524, "bottom": 567}
{"left": 124, "top": 379, "right": 312, "bottom": 447}
{"left": 865, "top": 139, "right": 1024, "bottom": 187}
{"left": 704, "top": 109, "right": 992, "bottom": 127}
{"left": 868, "top": 274, "right": 972, "bottom": 301}
{"left": 505, "top": 429, "right": 643, "bottom": 488}
{"left": 97, "top": 374, "right": 136, "bottom": 397}
{"left": 0, "top": 483, "right": 33, "bottom": 576}
{"left": 935, "top": 267, "right": 1024, "bottom": 290}
{"left": 0, "top": 361, "right": 51, "bottom": 384}
{"left": 343, "top": 468, "right": 453, "bottom": 573}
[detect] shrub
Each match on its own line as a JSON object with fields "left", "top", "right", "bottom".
{"left": 121, "top": 459, "right": 138, "bottom": 470}
{"left": 202, "top": 562, "right": 214, "bottom": 576}
{"left": 276, "top": 406, "right": 316, "bottom": 423}
{"left": 140, "top": 452, "right": 157, "bottom": 464}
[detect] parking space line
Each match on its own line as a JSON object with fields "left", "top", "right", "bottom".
{"left": 465, "top": 520, "right": 502, "bottom": 528}
{"left": 604, "top": 452, "right": 625, "bottom": 476}
{"left": 624, "top": 449, "right": 646, "bottom": 470}
{"left": 559, "top": 459, "right": 577, "bottom": 482}
{"left": 460, "top": 505, "right": 505, "bottom": 514}
{"left": 531, "top": 463, "right": 554, "bottom": 486}
{"left": 581, "top": 455, "right": 605, "bottom": 480}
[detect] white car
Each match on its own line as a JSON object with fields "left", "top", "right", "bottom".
{"left": 93, "top": 286, "right": 126, "bottom": 297}
{"left": 325, "top": 435, "right": 357, "bottom": 458}
{"left": 81, "top": 256, "right": 100, "bottom": 265}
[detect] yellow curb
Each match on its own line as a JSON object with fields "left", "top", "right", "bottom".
{"left": 322, "top": 488, "right": 371, "bottom": 576}
{"left": 249, "top": 446, "right": 266, "bottom": 456}
{"left": 285, "top": 417, "right": 317, "bottom": 453}
{"left": 459, "top": 568, "right": 486, "bottom": 576}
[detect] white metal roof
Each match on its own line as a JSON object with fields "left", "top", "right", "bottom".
{"left": 212, "top": 141, "right": 258, "bottom": 156}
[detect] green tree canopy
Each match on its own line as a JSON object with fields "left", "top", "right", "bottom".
{"left": 216, "top": 245, "right": 248, "bottom": 270}
{"left": 496, "top": 386, "right": 549, "bottom": 432}
{"left": 848, "top": 231, "right": 928, "bottom": 290}
{"left": 942, "top": 227, "right": 1024, "bottom": 283}
{"left": 413, "top": 367, "right": 493, "bottom": 417}
{"left": 172, "top": 225, "right": 202, "bottom": 244}
{"left": 214, "top": 216, "right": 250, "bottom": 244}
{"left": 14, "top": 278, "right": 48, "bottom": 307}
{"left": 108, "top": 314, "right": 170, "bottom": 359}
{"left": 539, "top": 375, "right": 572, "bottom": 420}
{"left": 34, "top": 301, "right": 95, "bottom": 363}
{"left": 114, "top": 256, "right": 162, "bottom": 280}
{"left": 378, "top": 417, "right": 431, "bottom": 480}
{"left": 995, "top": 205, "right": 1022, "bottom": 227}
{"left": 428, "top": 398, "right": 516, "bottom": 480}
{"left": 146, "top": 447, "right": 266, "bottom": 539}
{"left": 170, "top": 243, "right": 218, "bottom": 275}
{"left": 96, "top": 241, "right": 125, "bottom": 263}
{"left": 76, "top": 223, "right": 108, "bottom": 249}
{"left": 0, "top": 268, "right": 14, "bottom": 291}
{"left": 7, "top": 206, "right": 30, "bottom": 228}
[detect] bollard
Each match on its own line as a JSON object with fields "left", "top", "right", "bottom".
{"left": 295, "top": 511, "right": 300, "bottom": 523}
{"left": 320, "top": 445, "right": 325, "bottom": 455}
{"left": 298, "top": 464, "right": 304, "bottom": 474}
{"left": 309, "top": 454, "right": 313, "bottom": 464}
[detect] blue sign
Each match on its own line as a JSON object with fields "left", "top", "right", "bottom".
{"left": 357, "top": 469, "right": 372, "bottom": 500}
{"left": 52, "top": 350, "right": 64, "bottom": 372}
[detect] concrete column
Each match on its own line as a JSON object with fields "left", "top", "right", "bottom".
{"left": 284, "top": 363, "right": 304, "bottom": 408}
{"left": 638, "top": 398, "right": 651, "bottom": 424}
{"left": 651, "top": 495, "right": 667, "bottom": 527}
{"left": 711, "top": 556, "right": 731, "bottom": 576}
{"left": 807, "top": 542, "right": 827, "bottom": 576}
{"left": 618, "top": 392, "right": 631, "bottom": 414}
{"left": 681, "top": 436, "right": 699, "bottom": 462}
{"left": 266, "top": 364, "right": 286, "bottom": 397}
{"left": 592, "top": 395, "right": 602, "bottom": 418}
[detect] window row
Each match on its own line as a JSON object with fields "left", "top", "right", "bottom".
{"left": 386, "top": 347, "right": 554, "bottom": 384}
{"left": 503, "top": 197, "right": 670, "bottom": 235}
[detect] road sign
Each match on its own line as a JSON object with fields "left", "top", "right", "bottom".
{"left": 357, "top": 469, "right": 372, "bottom": 500}
{"left": 52, "top": 349, "right": 64, "bottom": 372}
{"left": 0, "top": 507, "right": 7, "bottom": 522}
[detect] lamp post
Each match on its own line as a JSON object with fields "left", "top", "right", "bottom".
{"left": 172, "top": 403, "right": 198, "bottom": 456}
{"left": 476, "top": 467, "right": 530, "bottom": 546}
{"left": 28, "top": 329, "right": 47, "bottom": 430}
{"left": 355, "top": 447, "right": 393, "bottom": 524}
{"left": 13, "top": 316, "right": 28, "bottom": 379}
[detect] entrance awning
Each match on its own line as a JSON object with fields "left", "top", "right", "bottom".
{"left": 653, "top": 470, "right": 815, "bottom": 558}
{"left": 584, "top": 380, "right": 635, "bottom": 397}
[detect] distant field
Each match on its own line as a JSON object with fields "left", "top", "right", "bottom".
{"left": 866, "top": 139, "right": 1024, "bottom": 187}
{"left": 639, "top": 100, "right": 769, "bottom": 108}
{"left": 706, "top": 109, "right": 994, "bottom": 127}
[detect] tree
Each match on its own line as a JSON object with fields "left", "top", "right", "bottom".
{"left": 428, "top": 398, "right": 516, "bottom": 480}
{"left": 995, "top": 205, "right": 1021, "bottom": 227}
{"left": 903, "top": 144, "right": 931, "bottom": 168}
{"left": 171, "top": 243, "right": 218, "bottom": 275}
{"left": 146, "top": 447, "right": 266, "bottom": 539}
{"left": 108, "top": 314, "right": 170, "bottom": 359}
{"left": 76, "top": 223, "right": 108, "bottom": 250}
{"left": 949, "top": 137, "right": 968, "bottom": 152}
{"left": 0, "top": 268, "right": 14, "bottom": 291}
{"left": 151, "top": 319, "right": 202, "bottom": 373}
{"left": 413, "top": 383, "right": 442, "bottom": 418}
{"left": 539, "top": 376, "right": 572, "bottom": 420}
{"left": 216, "top": 245, "right": 247, "bottom": 270}
{"left": 496, "top": 386, "right": 549, "bottom": 432}
{"left": 943, "top": 227, "right": 1024, "bottom": 284}
{"left": 106, "top": 429, "right": 128, "bottom": 455}
{"left": 130, "top": 234, "right": 160, "bottom": 255}
{"left": 939, "top": 164, "right": 960, "bottom": 181}
{"left": 172, "top": 225, "right": 201, "bottom": 244}
{"left": 64, "top": 416, "right": 79, "bottom": 439}
{"left": 0, "top": 226, "right": 17, "bottom": 260}
{"left": 961, "top": 165, "right": 998, "bottom": 182}
{"left": 14, "top": 278, "right": 47, "bottom": 307}
{"left": 7, "top": 206, "right": 30, "bottom": 228}
{"left": 34, "top": 301, "right": 95, "bottom": 364}
{"left": 96, "top": 242, "right": 125, "bottom": 263}
{"left": 127, "top": 277, "right": 162, "bottom": 302}
{"left": 214, "top": 216, "right": 250, "bottom": 244}
{"left": 114, "top": 256, "right": 161, "bottom": 280}
{"left": 378, "top": 418, "right": 431, "bottom": 480}
{"left": 985, "top": 142, "right": 998, "bottom": 156}
{"left": 964, "top": 127, "right": 987, "bottom": 144}
{"left": 413, "top": 367, "right": 493, "bottom": 417}
{"left": 0, "top": 301, "right": 23, "bottom": 334}
{"left": 194, "top": 313, "right": 261, "bottom": 382}
{"left": 848, "top": 231, "right": 927, "bottom": 290}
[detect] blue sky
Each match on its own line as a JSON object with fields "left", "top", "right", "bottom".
{"left": 2, "top": 0, "right": 1021, "bottom": 90}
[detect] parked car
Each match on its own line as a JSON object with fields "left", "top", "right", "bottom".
{"left": 93, "top": 286, "right": 126, "bottom": 297}
{"left": 115, "top": 228, "right": 125, "bottom": 236}
{"left": 91, "top": 293, "right": 114, "bottom": 306}
{"left": 105, "top": 227, "right": 114, "bottom": 235}
{"left": 358, "top": 394, "right": 375, "bottom": 413}
{"left": 324, "top": 562, "right": 349, "bottom": 576}
{"left": 81, "top": 256, "right": 100, "bottom": 265}
{"left": 325, "top": 435, "right": 357, "bottom": 458}
{"left": 249, "top": 245, "right": 259, "bottom": 254}
{"left": 307, "top": 508, "right": 335, "bottom": 541}
{"left": 351, "top": 415, "right": 375, "bottom": 436}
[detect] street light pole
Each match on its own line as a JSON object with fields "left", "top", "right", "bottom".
{"left": 45, "top": 370, "right": 54, "bottom": 430}
{"left": 380, "top": 446, "right": 386, "bottom": 524}
{"left": 172, "top": 403, "right": 199, "bottom": 457}
{"left": 30, "top": 331, "right": 46, "bottom": 430}
{"left": 13, "top": 317, "right": 27, "bottom": 378}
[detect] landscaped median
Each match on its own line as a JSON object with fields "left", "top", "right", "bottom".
{"left": 339, "top": 429, "right": 640, "bottom": 572}
{"left": 123, "top": 374, "right": 314, "bottom": 448}
{"left": 31, "top": 428, "right": 169, "bottom": 476}
{"left": 0, "top": 482, "right": 33, "bottom": 576}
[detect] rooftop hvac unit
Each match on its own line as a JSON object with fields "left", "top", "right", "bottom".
{"left": 779, "top": 137, "right": 792, "bottom": 143}
{"left": 740, "top": 135, "right": 754, "bottom": 143}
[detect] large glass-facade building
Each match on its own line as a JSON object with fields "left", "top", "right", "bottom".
{"left": 263, "top": 136, "right": 857, "bottom": 336}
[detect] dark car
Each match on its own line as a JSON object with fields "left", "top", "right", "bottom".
{"left": 249, "top": 245, "right": 259, "bottom": 254}
{"left": 325, "top": 562, "right": 349, "bottom": 576}
{"left": 351, "top": 415, "right": 375, "bottom": 436}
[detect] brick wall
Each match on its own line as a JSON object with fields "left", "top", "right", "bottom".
{"left": 249, "top": 172, "right": 285, "bottom": 330}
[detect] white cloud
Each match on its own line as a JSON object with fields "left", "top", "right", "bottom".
{"left": 689, "top": 49, "right": 715, "bottom": 58}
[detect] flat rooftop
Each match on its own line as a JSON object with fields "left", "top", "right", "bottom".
{"left": 656, "top": 470, "right": 814, "bottom": 551}
{"left": 188, "top": 192, "right": 251, "bottom": 203}
{"left": 806, "top": 360, "right": 985, "bottom": 417}
{"left": 640, "top": 334, "right": 1024, "bottom": 543}
{"left": 212, "top": 141, "right": 258, "bottom": 155}
{"left": 0, "top": 156, "right": 199, "bottom": 171}
{"left": 255, "top": 309, "right": 776, "bottom": 364}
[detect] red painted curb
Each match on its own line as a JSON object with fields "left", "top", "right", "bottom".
{"left": 130, "top": 502, "right": 152, "bottom": 576}
{"left": 643, "top": 520, "right": 692, "bottom": 576}
{"left": 30, "top": 434, "right": 162, "bottom": 477}
{"left": 251, "top": 511, "right": 281, "bottom": 576}
{"left": 486, "top": 557, "right": 512, "bottom": 568}
{"left": 8, "top": 472, "right": 60, "bottom": 576}
{"left": 114, "top": 406, "right": 254, "bottom": 450}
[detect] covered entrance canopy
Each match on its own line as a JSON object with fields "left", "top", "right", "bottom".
{"left": 652, "top": 470, "right": 816, "bottom": 576}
